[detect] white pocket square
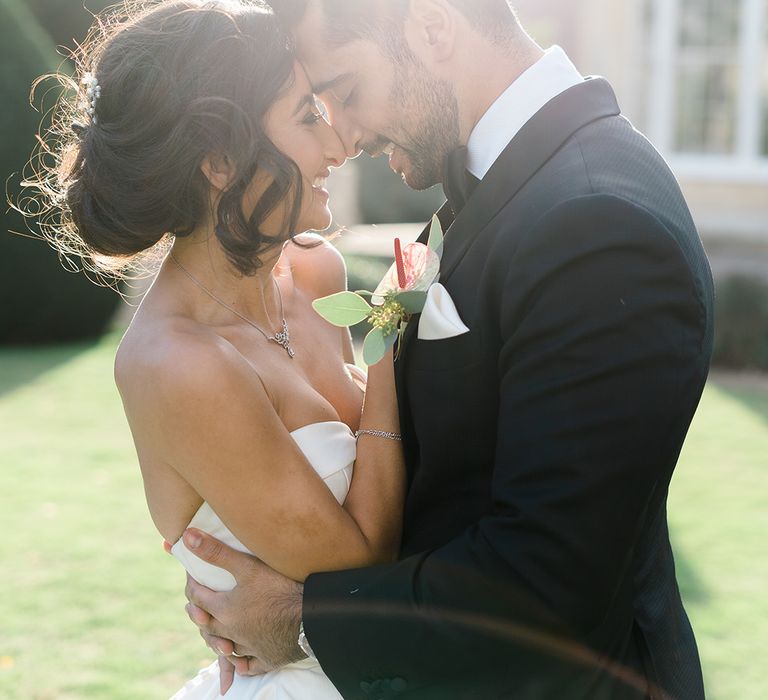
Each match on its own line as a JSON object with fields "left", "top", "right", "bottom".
{"left": 417, "top": 283, "right": 470, "bottom": 341}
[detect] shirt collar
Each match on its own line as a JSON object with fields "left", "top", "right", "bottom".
{"left": 466, "top": 46, "right": 584, "bottom": 180}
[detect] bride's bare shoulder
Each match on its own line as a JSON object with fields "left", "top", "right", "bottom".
{"left": 114, "top": 314, "right": 253, "bottom": 409}
{"left": 283, "top": 233, "right": 347, "bottom": 298}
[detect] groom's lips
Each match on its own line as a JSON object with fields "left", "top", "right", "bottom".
{"left": 363, "top": 137, "right": 393, "bottom": 159}
{"left": 388, "top": 144, "right": 408, "bottom": 176}
{"left": 362, "top": 138, "right": 410, "bottom": 176}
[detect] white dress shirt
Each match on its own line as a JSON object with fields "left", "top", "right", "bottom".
{"left": 466, "top": 46, "right": 584, "bottom": 180}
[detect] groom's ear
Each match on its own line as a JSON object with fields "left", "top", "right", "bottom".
{"left": 403, "top": 0, "right": 457, "bottom": 64}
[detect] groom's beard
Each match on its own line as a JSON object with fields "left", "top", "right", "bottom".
{"left": 387, "top": 60, "right": 461, "bottom": 191}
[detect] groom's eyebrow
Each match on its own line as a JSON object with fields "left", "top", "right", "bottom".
{"left": 311, "top": 72, "right": 354, "bottom": 96}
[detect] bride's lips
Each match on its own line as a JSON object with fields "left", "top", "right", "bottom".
{"left": 312, "top": 170, "right": 331, "bottom": 201}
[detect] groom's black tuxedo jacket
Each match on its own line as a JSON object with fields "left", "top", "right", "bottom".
{"left": 304, "top": 78, "right": 712, "bottom": 700}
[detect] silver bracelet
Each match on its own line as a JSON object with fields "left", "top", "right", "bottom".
{"left": 355, "top": 429, "right": 402, "bottom": 442}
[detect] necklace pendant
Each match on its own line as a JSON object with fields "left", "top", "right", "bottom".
{"left": 271, "top": 320, "right": 296, "bottom": 359}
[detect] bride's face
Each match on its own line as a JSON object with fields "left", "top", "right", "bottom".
{"left": 247, "top": 62, "right": 346, "bottom": 236}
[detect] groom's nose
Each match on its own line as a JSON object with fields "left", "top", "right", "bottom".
{"left": 324, "top": 101, "right": 363, "bottom": 159}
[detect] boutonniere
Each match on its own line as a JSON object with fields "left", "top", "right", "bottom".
{"left": 313, "top": 216, "right": 445, "bottom": 365}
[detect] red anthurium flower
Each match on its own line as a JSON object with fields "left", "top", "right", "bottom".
{"left": 312, "top": 215, "right": 447, "bottom": 365}
{"left": 372, "top": 242, "right": 440, "bottom": 304}
{"left": 394, "top": 238, "right": 406, "bottom": 289}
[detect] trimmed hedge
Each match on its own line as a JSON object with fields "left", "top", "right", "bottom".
{"left": 713, "top": 275, "right": 768, "bottom": 372}
{"left": 1, "top": 0, "right": 120, "bottom": 344}
{"left": 26, "top": 0, "right": 114, "bottom": 53}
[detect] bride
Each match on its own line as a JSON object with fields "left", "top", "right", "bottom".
{"left": 30, "top": 1, "right": 405, "bottom": 697}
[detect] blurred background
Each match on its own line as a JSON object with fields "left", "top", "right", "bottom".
{"left": 1, "top": 0, "right": 766, "bottom": 698}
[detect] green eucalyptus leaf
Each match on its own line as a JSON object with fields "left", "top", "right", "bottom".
{"left": 427, "top": 214, "right": 444, "bottom": 256}
{"left": 393, "top": 290, "right": 428, "bottom": 314}
{"left": 363, "top": 327, "right": 399, "bottom": 367}
{"left": 363, "top": 327, "right": 386, "bottom": 366}
{"left": 384, "top": 329, "right": 399, "bottom": 351}
{"left": 312, "top": 292, "right": 372, "bottom": 327}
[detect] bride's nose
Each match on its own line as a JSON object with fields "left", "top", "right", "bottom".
{"left": 321, "top": 120, "right": 347, "bottom": 168}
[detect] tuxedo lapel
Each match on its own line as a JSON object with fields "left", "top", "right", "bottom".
{"left": 439, "top": 78, "right": 621, "bottom": 282}
{"left": 395, "top": 79, "right": 620, "bottom": 394}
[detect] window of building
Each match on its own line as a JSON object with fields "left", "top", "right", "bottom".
{"left": 763, "top": 12, "right": 768, "bottom": 155}
{"left": 646, "top": 0, "right": 768, "bottom": 172}
{"left": 674, "top": 0, "right": 740, "bottom": 154}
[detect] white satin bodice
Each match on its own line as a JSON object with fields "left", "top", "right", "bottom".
{"left": 171, "top": 420, "right": 356, "bottom": 590}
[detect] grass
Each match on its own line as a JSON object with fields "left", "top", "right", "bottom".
{"left": 0, "top": 335, "right": 766, "bottom": 698}
{"left": 668, "top": 374, "right": 768, "bottom": 699}
{"left": 0, "top": 335, "right": 210, "bottom": 699}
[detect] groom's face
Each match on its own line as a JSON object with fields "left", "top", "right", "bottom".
{"left": 291, "top": 1, "right": 460, "bottom": 191}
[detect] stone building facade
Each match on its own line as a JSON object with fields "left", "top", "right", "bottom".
{"left": 514, "top": 0, "right": 768, "bottom": 275}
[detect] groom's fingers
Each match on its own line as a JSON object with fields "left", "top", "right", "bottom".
{"left": 183, "top": 528, "right": 255, "bottom": 581}
{"left": 203, "top": 632, "right": 233, "bottom": 657}
{"left": 186, "top": 601, "right": 212, "bottom": 626}
{"left": 185, "top": 575, "right": 221, "bottom": 618}
{"left": 236, "top": 655, "right": 272, "bottom": 677}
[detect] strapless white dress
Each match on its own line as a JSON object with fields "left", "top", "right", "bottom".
{"left": 169, "top": 421, "right": 356, "bottom": 699}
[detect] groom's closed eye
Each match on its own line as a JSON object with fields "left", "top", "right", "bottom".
{"left": 331, "top": 85, "right": 357, "bottom": 108}
{"left": 311, "top": 72, "right": 353, "bottom": 94}
{"left": 325, "top": 79, "right": 357, "bottom": 108}
{"left": 312, "top": 73, "right": 356, "bottom": 105}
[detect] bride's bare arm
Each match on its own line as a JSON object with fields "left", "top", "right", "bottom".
{"left": 120, "top": 334, "right": 404, "bottom": 583}
{"left": 282, "top": 236, "right": 406, "bottom": 562}
{"left": 342, "top": 351, "right": 405, "bottom": 559}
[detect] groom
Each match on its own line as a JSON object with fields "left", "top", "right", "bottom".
{"left": 183, "top": 1, "right": 711, "bottom": 697}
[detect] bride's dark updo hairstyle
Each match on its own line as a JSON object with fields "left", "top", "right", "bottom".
{"left": 27, "top": 0, "right": 302, "bottom": 279}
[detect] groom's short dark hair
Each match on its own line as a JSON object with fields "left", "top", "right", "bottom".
{"left": 269, "top": 0, "right": 520, "bottom": 49}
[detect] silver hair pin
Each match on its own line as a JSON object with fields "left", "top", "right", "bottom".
{"left": 81, "top": 72, "right": 102, "bottom": 124}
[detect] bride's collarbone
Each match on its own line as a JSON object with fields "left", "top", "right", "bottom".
{"left": 213, "top": 327, "right": 360, "bottom": 432}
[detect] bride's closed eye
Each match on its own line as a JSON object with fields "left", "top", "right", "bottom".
{"left": 301, "top": 98, "right": 329, "bottom": 127}
{"left": 302, "top": 110, "right": 324, "bottom": 126}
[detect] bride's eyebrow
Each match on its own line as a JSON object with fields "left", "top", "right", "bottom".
{"left": 292, "top": 94, "right": 316, "bottom": 116}
{"left": 311, "top": 72, "right": 354, "bottom": 96}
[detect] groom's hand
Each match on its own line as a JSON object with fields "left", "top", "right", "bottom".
{"left": 182, "top": 529, "right": 306, "bottom": 673}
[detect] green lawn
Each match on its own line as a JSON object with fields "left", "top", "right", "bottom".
{"left": 0, "top": 335, "right": 765, "bottom": 698}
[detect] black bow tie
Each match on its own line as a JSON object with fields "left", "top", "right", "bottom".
{"left": 442, "top": 146, "right": 480, "bottom": 215}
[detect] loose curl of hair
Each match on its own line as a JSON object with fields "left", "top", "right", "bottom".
{"left": 19, "top": 0, "right": 305, "bottom": 285}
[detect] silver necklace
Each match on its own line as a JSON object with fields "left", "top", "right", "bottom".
{"left": 170, "top": 254, "right": 296, "bottom": 359}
